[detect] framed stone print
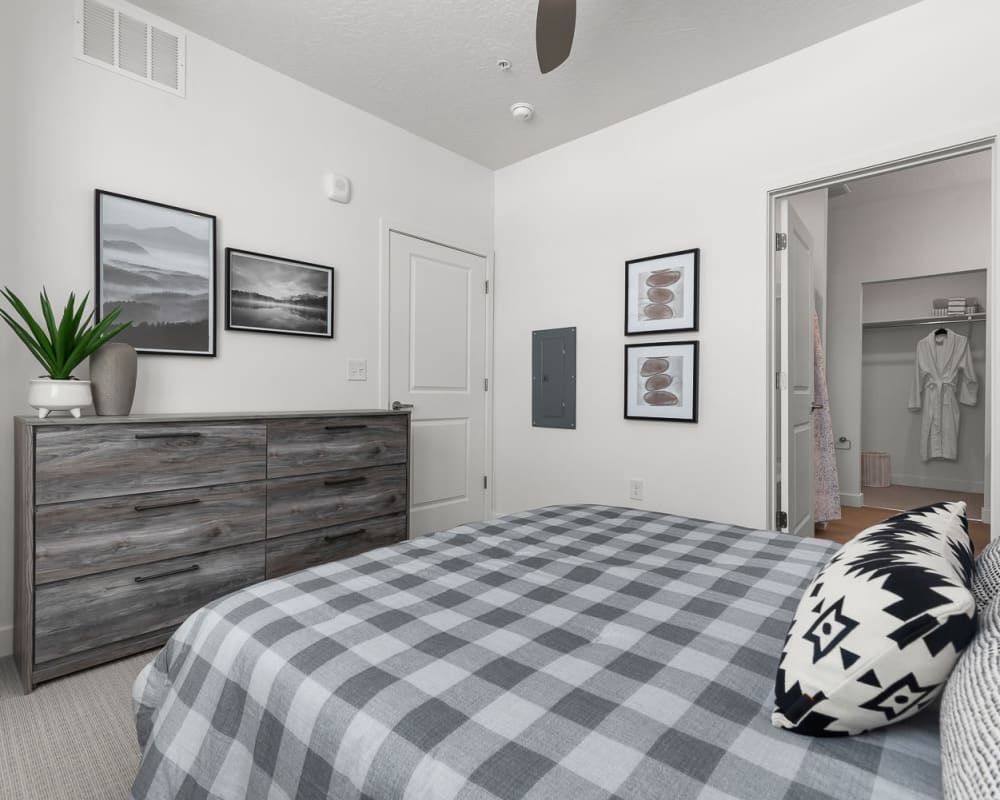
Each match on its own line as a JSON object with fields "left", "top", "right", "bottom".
{"left": 624, "top": 341, "right": 698, "bottom": 422}
{"left": 624, "top": 248, "right": 699, "bottom": 334}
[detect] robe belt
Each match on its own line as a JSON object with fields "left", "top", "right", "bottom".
{"left": 925, "top": 379, "right": 954, "bottom": 432}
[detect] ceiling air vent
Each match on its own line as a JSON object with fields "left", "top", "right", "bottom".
{"left": 75, "top": 0, "right": 186, "bottom": 97}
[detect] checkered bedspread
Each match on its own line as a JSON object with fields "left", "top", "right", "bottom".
{"left": 131, "top": 505, "right": 943, "bottom": 800}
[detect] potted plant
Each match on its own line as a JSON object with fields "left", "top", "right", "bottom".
{"left": 1, "top": 287, "right": 130, "bottom": 418}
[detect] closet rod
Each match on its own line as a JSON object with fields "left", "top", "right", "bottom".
{"left": 863, "top": 313, "right": 987, "bottom": 330}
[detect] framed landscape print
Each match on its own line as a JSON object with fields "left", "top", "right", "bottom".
{"left": 625, "top": 247, "right": 699, "bottom": 334}
{"left": 225, "top": 249, "right": 334, "bottom": 338}
{"left": 96, "top": 190, "right": 217, "bottom": 356}
{"left": 624, "top": 341, "right": 699, "bottom": 422}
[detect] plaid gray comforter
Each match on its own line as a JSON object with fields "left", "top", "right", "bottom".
{"left": 131, "top": 505, "right": 942, "bottom": 800}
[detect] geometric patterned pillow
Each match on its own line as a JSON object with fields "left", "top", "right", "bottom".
{"left": 973, "top": 539, "right": 1000, "bottom": 613}
{"left": 940, "top": 591, "right": 1000, "bottom": 800}
{"left": 773, "top": 502, "right": 977, "bottom": 736}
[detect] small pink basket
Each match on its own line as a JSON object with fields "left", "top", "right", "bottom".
{"left": 861, "top": 452, "right": 891, "bottom": 488}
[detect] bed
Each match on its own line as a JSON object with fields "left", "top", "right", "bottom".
{"left": 131, "top": 505, "right": 942, "bottom": 799}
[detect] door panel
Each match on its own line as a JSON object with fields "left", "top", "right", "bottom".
{"left": 412, "top": 258, "right": 470, "bottom": 391}
{"left": 389, "top": 232, "right": 487, "bottom": 536}
{"left": 779, "top": 201, "right": 815, "bottom": 536}
{"left": 411, "top": 419, "right": 469, "bottom": 507}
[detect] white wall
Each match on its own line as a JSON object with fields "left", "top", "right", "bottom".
{"left": 1, "top": 0, "right": 19, "bottom": 659}
{"left": 492, "top": 0, "right": 1000, "bottom": 527}
{"left": 828, "top": 181, "right": 991, "bottom": 502}
{"left": 788, "top": 190, "right": 829, "bottom": 346}
{"left": 0, "top": 0, "right": 494, "bottom": 655}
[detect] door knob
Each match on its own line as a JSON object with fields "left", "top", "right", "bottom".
{"left": 391, "top": 401, "right": 414, "bottom": 411}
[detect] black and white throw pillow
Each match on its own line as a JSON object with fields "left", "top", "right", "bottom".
{"left": 773, "top": 502, "right": 977, "bottom": 736}
{"left": 973, "top": 540, "right": 1000, "bottom": 613}
{"left": 941, "top": 592, "right": 999, "bottom": 800}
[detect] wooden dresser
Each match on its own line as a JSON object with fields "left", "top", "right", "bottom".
{"left": 14, "top": 410, "right": 410, "bottom": 692}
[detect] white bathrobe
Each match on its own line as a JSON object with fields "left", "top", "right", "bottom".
{"left": 908, "top": 329, "right": 978, "bottom": 461}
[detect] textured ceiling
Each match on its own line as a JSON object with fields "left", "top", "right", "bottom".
{"left": 127, "top": 0, "right": 923, "bottom": 168}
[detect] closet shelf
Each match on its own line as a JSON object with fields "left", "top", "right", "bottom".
{"left": 863, "top": 312, "right": 987, "bottom": 330}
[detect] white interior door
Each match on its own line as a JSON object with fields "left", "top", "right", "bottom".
{"left": 779, "top": 201, "right": 816, "bottom": 536}
{"left": 388, "top": 231, "right": 488, "bottom": 536}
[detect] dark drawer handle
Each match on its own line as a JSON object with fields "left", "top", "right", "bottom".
{"left": 323, "top": 476, "right": 367, "bottom": 488}
{"left": 324, "top": 424, "right": 368, "bottom": 431}
{"left": 134, "top": 564, "right": 200, "bottom": 584}
{"left": 324, "top": 527, "right": 366, "bottom": 543}
{"left": 135, "top": 432, "right": 203, "bottom": 440}
{"left": 134, "top": 498, "right": 202, "bottom": 513}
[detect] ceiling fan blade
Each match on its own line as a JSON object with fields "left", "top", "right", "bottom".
{"left": 536, "top": 0, "right": 576, "bottom": 74}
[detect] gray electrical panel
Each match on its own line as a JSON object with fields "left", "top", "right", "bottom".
{"left": 532, "top": 327, "right": 576, "bottom": 429}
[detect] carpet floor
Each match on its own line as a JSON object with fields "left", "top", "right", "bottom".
{"left": 0, "top": 652, "right": 153, "bottom": 800}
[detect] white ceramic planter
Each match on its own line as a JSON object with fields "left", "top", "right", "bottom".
{"left": 28, "top": 378, "right": 93, "bottom": 419}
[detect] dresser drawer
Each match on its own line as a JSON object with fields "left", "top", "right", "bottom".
{"left": 267, "top": 464, "right": 407, "bottom": 538}
{"left": 34, "top": 422, "right": 267, "bottom": 504}
{"left": 35, "top": 482, "right": 266, "bottom": 585}
{"left": 34, "top": 542, "right": 265, "bottom": 666}
{"left": 266, "top": 514, "right": 407, "bottom": 579}
{"left": 267, "top": 415, "right": 407, "bottom": 479}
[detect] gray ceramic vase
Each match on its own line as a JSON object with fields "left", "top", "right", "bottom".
{"left": 89, "top": 342, "right": 138, "bottom": 416}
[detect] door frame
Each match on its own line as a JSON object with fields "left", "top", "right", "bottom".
{"left": 377, "top": 219, "right": 496, "bottom": 520}
{"left": 766, "top": 137, "right": 997, "bottom": 535}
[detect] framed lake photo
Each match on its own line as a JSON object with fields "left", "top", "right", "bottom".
{"left": 96, "top": 190, "right": 217, "bottom": 356}
{"left": 625, "top": 248, "right": 699, "bottom": 334}
{"left": 225, "top": 249, "right": 334, "bottom": 338}
{"left": 624, "top": 341, "right": 698, "bottom": 422}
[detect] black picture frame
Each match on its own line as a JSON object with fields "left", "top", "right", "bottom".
{"left": 624, "top": 247, "right": 699, "bottom": 335}
{"left": 624, "top": 341, "right": 699, "bottom": 422}
{"left": 95, "top": 190, "right": 217, "bottom": 356}
{"left": 225, "top": 248, "right": 334, "bottom": 338}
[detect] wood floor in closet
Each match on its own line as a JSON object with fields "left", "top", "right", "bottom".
{"left": 815, "top": 504, "right": 991, "bottom": 554}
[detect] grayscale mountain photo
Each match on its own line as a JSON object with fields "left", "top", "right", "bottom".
{"left": 98, "top": 192, "right": 215, "bottom": 355}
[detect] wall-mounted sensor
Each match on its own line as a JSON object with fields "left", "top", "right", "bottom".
{"left": 324, "top": 173, "right": 351, "bottom": 203}
{"left": 510, "top": 102, "right": 535, "bottom": 122}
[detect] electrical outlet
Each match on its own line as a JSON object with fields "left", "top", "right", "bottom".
{"left": 629, "top": 478, "right": 644, "bottom": 501}
{"left": 347, "top": 359, "right": 367, "bottom": 381}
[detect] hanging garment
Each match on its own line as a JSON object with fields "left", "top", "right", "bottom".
{"left": 909, "top": 329, "right": 978, "bottom": 461}
{"left": 812, "top": 310, "right": 841, "bottom": 523}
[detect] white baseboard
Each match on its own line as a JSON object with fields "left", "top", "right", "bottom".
{"left": 840, "top": 492, "right": 865, "bottom": 508}
{"left": 889, "top": 473, "right": 984, "bottom": 493}
{"left": 0, "top": 624, "right": 11, "bottom": 658}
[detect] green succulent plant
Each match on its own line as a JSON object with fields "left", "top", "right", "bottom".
{"left": 0, "top": 287, "right": 131, "bottom": 380}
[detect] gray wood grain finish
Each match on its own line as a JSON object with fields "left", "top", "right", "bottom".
{"left": 267, "top": 464, "right": 407, "bottom": 538}
{"left": 14, "top": 419, "right": 35, "bottom": 692}
{"left": 265, "top": 514, "right": 407, "bottom": 579}
{"left": 18, "top": 409, "right": 406, "bottom": 427}
{"left": 35, "top": 482, "right": 267, "bottom": 585}
{"left": 31, "top": 627, "right": 173, "bottom": 686}
{"left": 34, "top": 542, "right": 265, "bottom": 666}
{"left": 14, "top": 409, "right": 410, "bottom": 692}
{"left": 267, "top": 415, "right": 407, "bottom": 479}
{"left": 34, "top": 421, "right": 267, "bottom": 504}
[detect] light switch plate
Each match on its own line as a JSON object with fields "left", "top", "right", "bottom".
{"left": 348, "top": 359, "right": 367, "bottom": 381}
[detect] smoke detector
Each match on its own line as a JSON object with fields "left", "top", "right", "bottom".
{"left": 510, "top": 102, "right": 535, "bottom": 122}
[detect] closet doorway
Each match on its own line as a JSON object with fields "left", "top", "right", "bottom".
{"left": 769, "top": 141, "right": 995, "bottom": 549}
